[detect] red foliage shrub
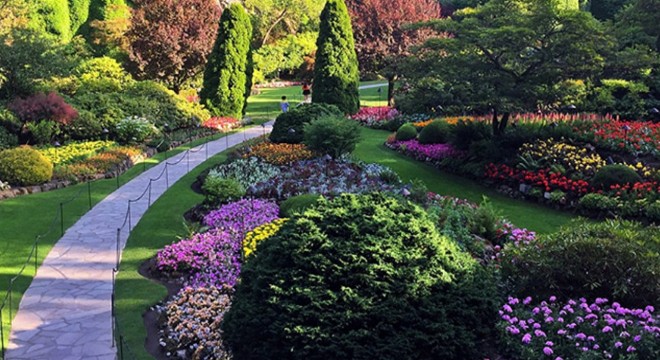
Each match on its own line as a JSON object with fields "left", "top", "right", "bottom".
{"left": 9, "top": 92, "right": 79, "bottom": 125}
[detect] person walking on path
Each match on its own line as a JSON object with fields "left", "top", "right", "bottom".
{"left": 280, "top": 96, "right": 290, "bottom": 112}
{"left": 302, "top": 83, "right": 312, "bottom": 103}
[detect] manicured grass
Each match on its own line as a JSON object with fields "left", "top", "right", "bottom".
{"left": 115, "top": 152, "right": 228, "bottom": 360}
{"left": 0, "top": 131, "right": 234, "bottom": 349}
{"left": 246, "top": 81, "right": 389, "bottom": 120}
{"left": 353, "top": 127, "right": 576, "bottom": 234}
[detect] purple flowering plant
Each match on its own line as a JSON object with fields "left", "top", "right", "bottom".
{"left": 386, "top": 139, "right": 464, "bottom": 162}
{"left": 498, "top": 296, "right": 659, "bottom": 359}
{"left": 203, "top": 198, "right": 280, "bottom": 238}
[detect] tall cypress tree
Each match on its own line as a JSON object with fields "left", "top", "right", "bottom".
{"left": 312, "top": 0, "right": 360, "bottom": 114}
{"left": 29, "top": 0, "right": 72, "bottom": 40}
{"left": 200, "top": 3, "right": 253, "bottom": 119}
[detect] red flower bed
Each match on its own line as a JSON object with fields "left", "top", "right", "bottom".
{"left": 576, "top": 120, "right": 660, "bottom": 155}
{"left": 202, "top": 117, "right": 240, "bottom": 131}
{"left": 484, "top": 163, "right": 591, "bottom": 195}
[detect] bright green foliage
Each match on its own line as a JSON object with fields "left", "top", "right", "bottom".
{"left": 0, "top": 146, "right": 54, "bottom": 186}
{"left": 269, "top": 103, "right": 342, "bottom": 143}
{"left": 591, "top": 164, "right": 643, "bottom": 189}
{"left": 418, "top": 120, "right": 451, "bottom": 144}
{"left": 252, "top": 32, "right": 318, "bottom": 83}
{"left": 28, "top": 0, "right": 72, "bottom": 40}
{"left": 552, "top": 0, "right": 579, "bottom": 10}
{"left": 68, "top": 0, "right": 91, "bottom": 35}
{"left": 279, "top": 194, "right": 321, "bottom": 217}
{"left": 395, "top": 123, "right": 417, "bottom": 141}
{"left": 223, "top": 193, "right": 497, "bottom": 360}
{"left": 303, "top": 116, "right": 362, "bottom": 158}
{"left": 200, "top": 3, "right": 253, "bottom": 119}
{"left": 500, "top": 220, "right": 660, "bottom": 307}
{"left": 202, "top": 177, "right": 246, "bottom": 206}
{"left": 312, "top": 0, "right": 360, "bottom": 114}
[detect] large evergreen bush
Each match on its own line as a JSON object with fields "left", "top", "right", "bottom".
{"left": 312, "top": 0, "right": 360, "bottom": 114}
{"left": 0, "top": 146, "right": 53, "bottom": 186}
{"left": 303, "top": 116, "right": 362, "bottom": 158}
{"left": 223, "top": 193, "right": 497, "bottom": 360}
{"left": 200, "top": 3, "right": 253, "bottom": 119}
{"left": 29, "top": 0, "right": 72, "bottom": 40}
{"left": 269, "top": 103, "right": 342, "bottom": 143}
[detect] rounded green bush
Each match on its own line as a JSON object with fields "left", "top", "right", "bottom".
{"left": 591, "top": 164, "right": 641, "bottom": 189}
{"left": 0, "top": 146, "right": 54, "bottom": 186}
{"left": 202, "top": 177, "right": 245, "bottom": 206}
{"left": 0, "top": 126, "right": 18, "bottom": 150}
{"left": 578, "top": 193, "right": 619, "bottom": 213}
{"left": 303, "top": 116, "right": 362, "bottom": 158}
{"left": 500, "top": 220, "right": 660, "bottom": 307}
{"left": 279, "top": 194, "right": 321, "bottom": 217}
{"left": 270, "top": 103, "right": 342, "bottom": 144}
{"left": 418, "top": 120, "right": 451, "bottom": 144}
{"left": 223, "top": 193, "right": 497, "bottom": 360}
{"left": 395, "top": 123, "right": 417, "bottom": 141}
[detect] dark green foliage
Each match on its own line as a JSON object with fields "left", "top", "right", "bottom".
{"left": 269, "top": 103, "right": 342, "bottom": 143}
{"left": 279, "top": 194, "right": 321, "bottom": 217}
{"left": 591, "top": 164, "right": 642, "bottom": 189}
{"left": 450, "top": 120, "right": 492, "bottom": 151}
{"left": 578, "top": 193, "right": 619, "bottom": 213}
{"left": 0, "top": 126, "right": 18, "bottom": 150}
{"left": 418, "top": 120, "right": 451, "bottom": 144}
{"left": 202, "top": 177, "right": 245, "bottom": 206}
{"left": 500, "top": 220, "right": 660, "bottom": 307}
{"left": 68, "top": 0, "right": 91, "bottom": 35}
{"left": 28, "top": 0, "right": 72, "bottom": 40}
{"left": 303, "top": 116, "right": 362, "bottom": 158}
{"left": 223, "top": 193, "right": 498, "bottom": 360}
{"left": 0, "top": 146, "right": 54, "bottom": 186}
{"left": 395, "top": 123, "right": 417, "bottom": 141}
{"left": 590, "top": 0, "right": 629, "bottom": 20}
{"left": 200, "top": 3, "right": 253, "bottom": 119}
{"left": 312, "top": 0, "right": 360, "bottom": 114}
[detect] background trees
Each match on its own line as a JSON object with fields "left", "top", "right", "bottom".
{"left": 200, "top": 3, "right": 253, "bottom": 119}
{"left": 347, "top": 0, "right": 441, "bottom": 105}
{"left": 312, "top": 0, "right": 360, "bottom": 114}
{"left": 126, "top": 0, "right": 222, "bottom": 92}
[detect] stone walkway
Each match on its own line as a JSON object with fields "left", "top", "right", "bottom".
{"left": 7, "top": 123, "right": 273, "bottom": 360}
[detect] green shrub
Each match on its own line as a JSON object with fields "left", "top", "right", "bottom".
{"left": 303, "top": 116, "right": 362, "bottom": 158}
{"left": 200, "top": 3, "right": 253, "bottom": 119}
{"left": 28, "top": 0, "right": 72, "bottom": 40}
{"left": 279, "top": 194, "right": 321, "bottom": 217}
{"left": 0, "top": 146, "right": 54, "bottom": 186}
{"left": 450, "top": 120, "right": 492, "bottom": 150}
{"left": 0, "top": 126, "right": 18, "bottom": 150}
{"left": 500, "top": 220, "right": 660, "bottom": 307}
{"left": 269, "top": 103, "right": 342, "bottom": 144}
{"left": 312, "top": 0, "right": 360, "bottom": 114}
{"left": 25, "top": 121, "right": 60, "bottom": 145}
{"left": 115, "top": 116, "right": 157, "bottom": 144}
{"left": 591, "top": 164, "right": 642, "bottom": 189}
{"left": 418, "top": 120, "right": 451, "bottom": 144}
{"left": 202, "top": 177, "right": 245, "bottom": 205}
{"left": 223, "top": 193, "right": 497, "bottom": 360}
{"left": 578, "top": 193, "right": 618, "bottom": 213}
{"left": 395, "top": 123, "right": 417, "bottom": 141}
{"left": 646, "top": 201, "right": 660, "bottom": 223}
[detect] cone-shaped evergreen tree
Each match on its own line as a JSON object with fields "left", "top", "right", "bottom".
{"left": 312, "top": 0, "right": 360, "bottom": 114}
{"left": 200, "top": 3, "right": 253, "bottom": 119}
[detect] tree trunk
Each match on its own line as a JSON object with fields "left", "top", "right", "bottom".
{"left": 499, "top": 112, "right": 510, "bottom": 134}
{"left": 492, "top": 108, "right": 499, "bottom": 136}
{"left": 261, "top": 9, "right": 287, "bottom": 46}
{"left": 387, "top": 74, "right": 397, "bottom": 107}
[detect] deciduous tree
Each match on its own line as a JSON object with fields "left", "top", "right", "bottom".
{"left": 126, "top": 0, "right": 222, "bottom": 92}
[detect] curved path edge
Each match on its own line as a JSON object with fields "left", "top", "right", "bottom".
{"left": 7, "top": 123, "right": 273, "bottom": 360}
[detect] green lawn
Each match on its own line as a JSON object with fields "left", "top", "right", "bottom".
{"left": 353, "top": 127, "right": 575, "bottom": 234}
{"left": 0, "top": 131, "right": 235, "bottom": 349}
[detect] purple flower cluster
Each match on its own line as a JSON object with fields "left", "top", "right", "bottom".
{"left": 387, "top": 139, "right": 463, "bottom": 161}
{"left": 248, "top": 159, "right": 399, "bottom": 200}
{"left": 203, "top": 198, "right": 280, "bottom": 238}
{"left": 499, "top": 296, "right": 659, "bottom": 359}
{"left": 496, "top": 221, "right": 536, "bottom": 246}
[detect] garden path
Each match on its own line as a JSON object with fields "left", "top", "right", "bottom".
{"left": 6, "top": 123, "right": 273, "bottom": 360}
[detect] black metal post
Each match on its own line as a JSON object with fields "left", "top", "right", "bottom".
{"left": 128, "top": 202, "right": 132, "bottom": 230}
{"left": 165, "top": 165, "right": 169, "bottom": 188}
{"left": 148, "top": 182, "right": 152, "bottom": 206}
{"left": 60, "top": 202, "right": 64, "bottom": 236}
{"left": 87, "top": 181, "right": 92, "bottom": 210}
{"left": 116, "top": 228, "right": 121, "bottom": 270}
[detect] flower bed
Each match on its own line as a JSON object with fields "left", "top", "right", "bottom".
{"left": 386, "top": 139, "right": 463, "bottom": 162}
{"left": 242, "top": 141, "right": 315, "bottom": 165}
{"left": 349, "top": 106, "right": 399, "bottom": 127}
{"left": 202, "top": 117, "right": 240, "bottom": 131}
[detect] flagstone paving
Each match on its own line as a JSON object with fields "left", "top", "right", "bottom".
{"left": 7, "top": 123, "right": 273, "bottom": 359}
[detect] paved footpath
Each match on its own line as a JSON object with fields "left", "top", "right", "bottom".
{"left": 7, "top": 123, "right": 273, "bottom": 360}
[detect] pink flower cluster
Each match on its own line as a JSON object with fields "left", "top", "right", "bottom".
{"left": 350, "top": 106, "right": 399, "bottom": 127}
{"left": 388, "top": 139, "right": 462, "bottom": 161}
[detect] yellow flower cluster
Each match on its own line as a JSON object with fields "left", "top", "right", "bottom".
{"left": 624, "top": 162, "right": 658, "bottom": 180}
{"left": 244, "top": 142, "right": 314, "bottom": 165}
{"left": 243, "top": 218, "right": 288, "bottom": 258}
{"left": 412, "top": 120, "right": 434, "bottom": 128}
{"left": 520, "top": 139, "right": 605, "bottom": 175}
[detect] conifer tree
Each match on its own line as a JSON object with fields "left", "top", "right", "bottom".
{"left": 312, "top": 0, "right": 360, "bottom": 114}
{"left": 200, "top": 3, "right": 253, "bottom": 119}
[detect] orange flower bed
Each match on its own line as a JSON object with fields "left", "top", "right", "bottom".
{"left": 244, "top": 142, "right": 315, "bottom": 165}
{"left": 412, "top": 120, "right": 434, "bottom": 128}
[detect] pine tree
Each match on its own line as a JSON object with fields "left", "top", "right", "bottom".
{"left": 312, "top": 0, "right": 360, "bottom": 114}
{"left": 200, "top": 3, "right": 253, "bottom": 119}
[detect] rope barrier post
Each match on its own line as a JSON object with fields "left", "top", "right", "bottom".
{"left": 116, "top": 229, "right": 121, "bottom": 271}
{"left": 60, "top": 202, "right": 64, "bottom": 237}
{"left": 1, "top": 310, "right": 4, "bottom": 358}
{"left": 8, "top": 282, "right": 12, "bottom": 320}
{"left": 186, "top": 150, "right": 190, "bottom": 173}
{"left": 116, "top": 171, "right": 120, "bottom": 189}
{"left": 165, "top": 165, "right": 169, "bottom": 189}
{"left": 205, "top": 142, "right": 208, "bottom": 160}
{"left": 128, "top": 202, "right": 132, "bottom": 230}
{"left": 34, "top": 237, "right": 38, "bottom": 274}
{"left": 111, "top": 270, "right": 116, "bottom": 348}
{"left": 225, "top": 130, "right": 229, "bottom": 150}
{"left": 87, "top": 181, "right": 92, "bottom": 210}
{"left": 119, "top": 335, "right": 124, "bottom": 360}
{"left": 148, "top": 182, "right": 152, "bottom": 207}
